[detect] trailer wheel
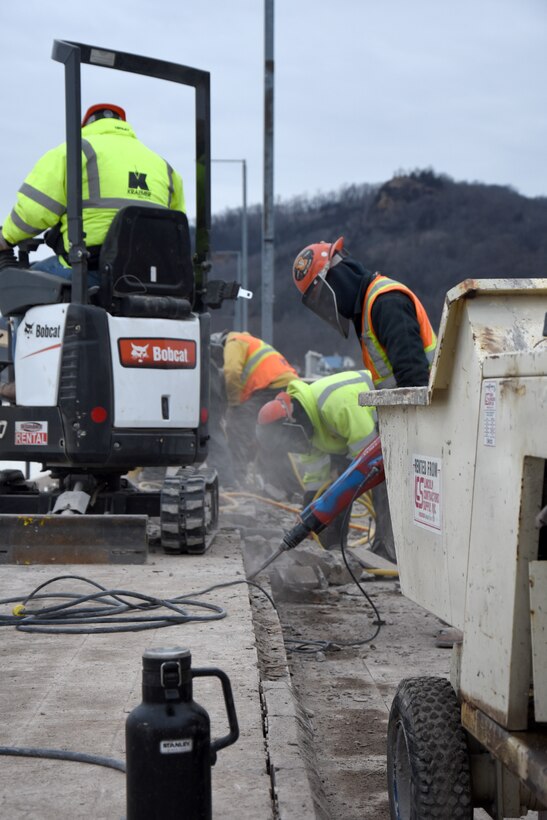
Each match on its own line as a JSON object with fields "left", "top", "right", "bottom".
{"left": 160, "top": 467, "right": 219, "bottom": 555}
{"left": 387, "top": 676, "right": 472, "bottom": 820}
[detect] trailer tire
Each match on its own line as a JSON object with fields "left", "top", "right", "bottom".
{"left": 387, "top": 676, "right": 472, "bottom": 820}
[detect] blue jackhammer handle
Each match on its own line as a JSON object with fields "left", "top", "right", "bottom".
{"left": 192, "top": 667, "right": 239, "bottom": 753}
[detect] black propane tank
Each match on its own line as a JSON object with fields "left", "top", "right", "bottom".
{"left": 125, "top": 646, "right": 239, "bottom": 820}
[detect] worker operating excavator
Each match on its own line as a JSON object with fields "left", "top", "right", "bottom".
{"left": 254, "top": 370, "right": 385, "bottom": 559}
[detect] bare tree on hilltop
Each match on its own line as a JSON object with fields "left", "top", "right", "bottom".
{"left": 211, "top": 170, "right": 547, "bottom": 370}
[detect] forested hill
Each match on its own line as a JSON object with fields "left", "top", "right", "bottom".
{"left": 210, "top": 170, "right": 547, "bottom": 370}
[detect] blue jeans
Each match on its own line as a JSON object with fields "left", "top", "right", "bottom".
{"left": 31, "top": 255, "right": 101, "bottom": 287}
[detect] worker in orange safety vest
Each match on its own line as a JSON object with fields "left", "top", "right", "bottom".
{"left": 210, "top": 330, "right": 299, "bottom": 487}
{"left": 291, "top": 236, "right": 436, "bottom": 389}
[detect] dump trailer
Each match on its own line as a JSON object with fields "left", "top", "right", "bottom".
{"left": 360, "top": 279, "right": 547, "bottom": 819}
{"left": 0, "top": 41, "right": 243, "bottom": 562}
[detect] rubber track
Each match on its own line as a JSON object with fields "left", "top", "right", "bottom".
{"left": 160, "top": 469, "right": 218, "bottom": 555}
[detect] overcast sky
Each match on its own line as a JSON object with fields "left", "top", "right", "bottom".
{"left": 1, "top": 0, "right": 546, "bottom": 229}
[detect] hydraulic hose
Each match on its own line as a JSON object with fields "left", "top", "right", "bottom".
{"left": 0, "top": 746, "right": 125, "bottom": 772}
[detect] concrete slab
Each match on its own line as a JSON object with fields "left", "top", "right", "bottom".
{"left": 0, "top": 530, "right": 313, "bottom": 819}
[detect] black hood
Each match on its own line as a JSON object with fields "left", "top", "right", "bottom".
{"left": 326, "top": 257, "right": 374, "bottom": 319}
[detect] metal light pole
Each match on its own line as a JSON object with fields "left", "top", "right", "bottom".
{"left": 211, "top": 159, "right": 248, "bottom": 330}
{"left": 262, "top": 0, "right": 275, "bottom": 344}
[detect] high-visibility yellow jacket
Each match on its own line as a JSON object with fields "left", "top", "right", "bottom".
{"left": 223, "top": 331, "right": 298, "bottom": 406}
{"left": 1, "top": 118, "right": 185, "bottom": 263}
{"left": 360, "top": 274, "right": 437, "bottom": 388}
{"left": 287, "top": 370, "right": 378, "bottom": 491}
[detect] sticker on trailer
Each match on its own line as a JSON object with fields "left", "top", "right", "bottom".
{"left": 160, "top": 738, "right": 193, "bottom": 754}
{"left": 118, "top": 338, "right": 197, "bottom": 369}
{"left": 483, "top": 380, "right": 497, "bottom": 447}
{"left": 15, "top": 421, "right": 48, "bottom": 446}
{"left": 412, "top": 455, "right": 442, "bottom": 532}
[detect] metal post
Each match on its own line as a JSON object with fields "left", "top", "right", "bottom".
{"left": 211, "top": 159, "right": 249, "bottom": 330}
{"left": 262, "top": 0, "right": 275, "bottom": 344}
{"left": 234, "top": 252, "right": 243, "bottom": 328}
{"left": 51, "top": 40, "right": 87, "bottom": 304}
{"left": 212, "top": 250, "right": 241, "bottom": 327}
{"left": 241, "top": 159, "right": 248, "bottom": 331}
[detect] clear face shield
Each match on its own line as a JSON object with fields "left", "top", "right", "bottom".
{"left": 301, "top": 255, "right": 350, "bottom": 338}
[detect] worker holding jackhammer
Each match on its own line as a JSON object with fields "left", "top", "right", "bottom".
{"left": 291, "top": 238, "right": 437, "bottom": 562}
{"left": 0, "top": 103, "right": 185, "bottom": 402}
{"left": 255, "top": 369, "right": 382, "bottom": 550}
{"left": 210, "top": 330, "right": 299, "bottom": 487}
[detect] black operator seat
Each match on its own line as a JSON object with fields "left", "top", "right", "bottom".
{"left": 96, "top": 206, "right": 195, "bottom": 313}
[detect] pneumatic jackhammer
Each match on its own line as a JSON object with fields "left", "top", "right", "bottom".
{"left": 248, "top": 436, "right": 384, "bottom": 579}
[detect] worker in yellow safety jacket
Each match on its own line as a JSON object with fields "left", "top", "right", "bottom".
{"left": 255, "top": 369, "right": 378, "bottom": 548}
{"left": 0, "top": 103, "right": 185, "bottom": 286}
{"left": 209, "top": 330, "right": 298, "bottom": 487}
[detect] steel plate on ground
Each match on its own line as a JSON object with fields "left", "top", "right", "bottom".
{"left": 0, "top": 514, "right": 148, "bottom": 564}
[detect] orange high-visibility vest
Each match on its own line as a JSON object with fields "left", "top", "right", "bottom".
{"left": 360, "top": 274, "right": 437, "bottom": 388}
{"left": 230, "top": 332, "right": 298, "bottom": 402}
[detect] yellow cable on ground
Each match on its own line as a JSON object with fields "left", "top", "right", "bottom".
{"left": 221, "top": 490, "right": 376, "bottom": 534}
{"left": 221, "top": 487, "right": 396, "bottom": 575}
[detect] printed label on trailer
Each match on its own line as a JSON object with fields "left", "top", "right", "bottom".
{"left": 413, "top": 454, "right": 442, "bottom": 533}
{"left": 118, "top": 338, "right": 197, "bottom": 369}
{"left": 483, "top": 380, "right": 497, "bottom": 447}
{"left": 15, "top": 421, "right": 48, "bottom": 446}
{"left": 160, "top": 738, "right": 194, "bottom": 754}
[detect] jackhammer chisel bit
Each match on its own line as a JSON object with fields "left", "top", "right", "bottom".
{"left": 247, "top": 522, "right": 310, "bottom": 580}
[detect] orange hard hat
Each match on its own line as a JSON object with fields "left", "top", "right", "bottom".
{"left": 292, "top": 237, "right": 345, "bottom": 296}
{"left": 82, "top": 103, "right": 126, "bottom": 127}
{"left": 291, "top": 237, "right": 350, "bottom": 338}
{"left": 257, "top": 392, "right": 294, "bottom": 426}
{"left": 256, "top": 392, "right": 311, "bottom": 454}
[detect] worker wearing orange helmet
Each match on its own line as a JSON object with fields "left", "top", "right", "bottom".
{"left": 292, "top": 238, "right": 437, "bottom": 561}
{"left": 256, "top": 369, "right": 380, "bottom": 548}
{"left": 292, "top": 237, "right": 437, "bottom": 389}
{"left": 0, "top": 103, "right": 184, "bottom": 284}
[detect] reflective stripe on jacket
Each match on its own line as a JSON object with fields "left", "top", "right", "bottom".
{"left": 2, "top": 119, "right": 185, "bottom": 254}
{"left": 360, "top": 274, "right": 437, "bottom": 388}
{"left": 224, "top": 332, "right": 298, "bottom": 405}
{"left": 288, "top": 451, "right": 332, "bottom": 492}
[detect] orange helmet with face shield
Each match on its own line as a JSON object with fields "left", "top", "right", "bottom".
{"left": 292, "top": 237, "right": 349, "bottom": 337}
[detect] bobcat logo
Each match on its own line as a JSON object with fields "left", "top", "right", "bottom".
{"left": 131, "top": 343, "right": 149, "bottom": 363}
{"left": 24, "top": 322, "right": 34, "bottom": 338}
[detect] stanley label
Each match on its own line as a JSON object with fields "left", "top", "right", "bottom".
{"left": 160, "top": 738, "right": 194, "bottom": 754}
